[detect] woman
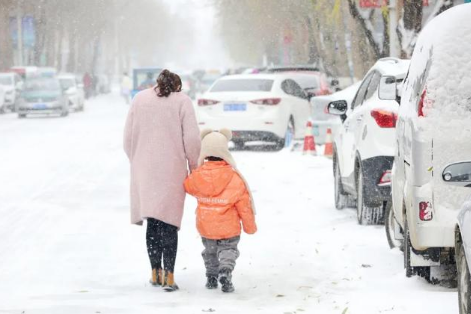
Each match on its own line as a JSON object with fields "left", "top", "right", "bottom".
{"left": 123, "top": 69, "right": 201, "bottom": 292}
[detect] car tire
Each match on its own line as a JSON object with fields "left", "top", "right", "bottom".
{"left": 61, "top": 109, "right": 69, "bottom": 117}
{"left": 0, "top": 106, "right": 5, "bottom": 114}
{"left": 334, "top": 158, "right": 348, "bottom": 210}
{"left": 457, "top": 235, "right": 471, "bottom": 314}
{"left": 404, "top": 215, "right": 431, "bottom": 279}
{"left": 18, "top": 113, "right": 26, "bottom": 118}
{"left": 233, "top": 140, "right": 244, "bottom": 151}
{"left": 385, "top": 202, "right": 403, "bottom": 250}
{"left": 356, "top": 163, "right": 383, "bottom": 225}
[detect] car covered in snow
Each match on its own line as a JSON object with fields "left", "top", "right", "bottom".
{"left": 446, "top": 161, "right": 471, "bottom": 314}
{"left": 388, "top": 4, "right": 471, "bottom": 282}
{"left": 17, "top": 77, "right": 69, "bottom": 118}
{"left": 327, "top": 57, "right": 409, "bottom": 224}
{"left": 58, "top": 74, "right": 85, "bottom": 112}
{"left": 196, "top": 74, "right": 312, "bottom": 150}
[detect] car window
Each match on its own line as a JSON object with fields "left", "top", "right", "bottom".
{"left": 352, "top": 72, "right": 374, "bottom": 109}
{"left": 210, "top": 79, "right": 274, "bottom": 92}
{"left": 365, "top": 71, "right": 381, "bottom": 100}
{"left": 282, "top": 79, "right": 307, "bottom": 99}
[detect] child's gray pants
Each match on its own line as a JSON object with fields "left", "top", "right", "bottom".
{"left": 201, "top": 236, "right": 240, "bottom": 277}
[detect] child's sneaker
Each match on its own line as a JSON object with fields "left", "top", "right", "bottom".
{"left": 205, "top": 276, "right": 218, "bottom": 289}
{"left": 219, "top": 268, "right": 234, "bottom": 293}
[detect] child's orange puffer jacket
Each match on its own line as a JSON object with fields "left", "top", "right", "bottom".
{"left": 184, "top": 161, "right": 257, "bottom": 240}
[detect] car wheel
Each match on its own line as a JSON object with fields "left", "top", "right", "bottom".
{"left": 385, "top": 202, "right": 403, "bottom": 250}
{"left": 61, "top": 109, "right": 69, "bottom": 117}
{"left": 356, "top": 163, "right": 383, "bottom": 225}
{"left": 18, "top": 113, "right": 26, "bottom": 118}
{"left": 457, "top": 235, "right": 471, "bottom": 314}
{"left": 233, "top": 140, "right": 244, "bottom": 151}
{"left": 334, "top": 158, "right": 348, "bottom": 210}
{"left": 0, "top": 106, "right": 5, "bottom": 114}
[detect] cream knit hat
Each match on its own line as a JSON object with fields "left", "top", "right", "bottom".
{"left": 197, "top": 128, "right": 256, "bottom": 214}
{"left": 197, "top": 128, "right": 236, "bottom": 167}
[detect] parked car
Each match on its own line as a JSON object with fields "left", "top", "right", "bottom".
{"left": 196, "top": 74, "right": 311, "bottom": 150}
{"left": 309, "top": 81, "right": 361, "bottom": 144}
{"left": 58, "top": 74, "right": 85, "bottom": 112}
{"left": 388, "top": 4, "right": 471, "bottom": 281}
{"left": 0, "top": 85, "right": 5, "bottom": 114}
{"left": 327, "top": 57, "right": 409, "bottom": 224}
{"left": 447, "top": 161, "right": 471, "bottom": 314}
{"left": 17, "top": 77, "right": 69, "bottom": 118}
{"left": 0, "top": 72, "right": 23, "bottom": 111}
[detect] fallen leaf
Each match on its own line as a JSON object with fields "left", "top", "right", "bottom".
{"left": 78, "top": 290, "right": 88, "bottom": 293}
{"left": 202, "top": 308, "right": 216, "bottom": 313}
{"left": 342, "top": 307, "right": 349, "bottom": 314}
{"left": 361, "top": 264, "right": 372, "bottom": 268}
{"left": 276, "top": 294, "right": 285, "bottom": 298}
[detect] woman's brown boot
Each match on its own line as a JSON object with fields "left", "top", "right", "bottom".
{"left": 149, "top": 269, "right": 164, "bottom": 286}
{"left": 162, "top": 271, "right": 179, "bottom": 292}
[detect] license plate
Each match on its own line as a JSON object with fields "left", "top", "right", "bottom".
{"left": 34, "top": 104, "right": 47, "bottom": 109}
{"left": 224, "top": 103, "right": 246, "bottom": 111}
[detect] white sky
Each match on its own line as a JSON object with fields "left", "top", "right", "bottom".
{"left": 161, "top": 0, "right": 232, "bottom": 71}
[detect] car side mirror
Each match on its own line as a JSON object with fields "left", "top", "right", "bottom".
{"left": 379, "top": 76, "right": 397, "bottom": 100}
{"left": 327, "top": 100, "right": 348, "bottom": 115}
{"left": 442, "top": 162, "right": 471, "bottom": 187}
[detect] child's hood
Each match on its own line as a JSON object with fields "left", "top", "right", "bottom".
{"left": 186, "top": 161, "right": 235, "bottom": 197}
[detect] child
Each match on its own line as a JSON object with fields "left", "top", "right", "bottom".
{"left": 184, "top": 129, "right": 257, "bottom": 293}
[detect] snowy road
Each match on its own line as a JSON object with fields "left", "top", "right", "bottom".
{"left": 0, "top": 94, "right": 457, "bottom": 314}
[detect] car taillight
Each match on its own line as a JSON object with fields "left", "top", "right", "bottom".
{"left": 419, "top": 201, "right": 433, "bottom": 221}
{"left": 417, "top": 89, "right": 433, "bottom": 117}
{"left": 198, "top": 99, "right": 219, "bottom": 106}
{"left": 370, "top": 109, "right": 397, "bottom": 128}
{"left": 250, "top": 98, "right": 281, "bottom": 105}
{"left": 378, "top": 170, "right": 391, "bottom": 186}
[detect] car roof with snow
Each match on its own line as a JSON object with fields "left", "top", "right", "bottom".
{"left": 369, "top": 58, "right": 410, "bottom": 78}
{"left": 218, "top": 73, "right": 303, "bottom": 81}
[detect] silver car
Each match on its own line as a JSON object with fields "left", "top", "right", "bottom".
{"left": 17, "top": 78, "right": 69, "bottom": 118}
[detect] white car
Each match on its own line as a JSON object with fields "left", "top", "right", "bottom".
{"left": 388, "top": 4, "right": 471, "bottom": 281}
{"left": 441, "top": 161, "right": 471, "bottom": 313}
{"left": 58, "top": 74, "right": 85, "bottom": 112}
{"left": 196, "top": 74, "right": 311, "bottom": 149}
{"left": 0, "top": 72, "right": 23, "bottom": 112}
{"left": 327, "top": 58, "right": 409, "bottom": 224}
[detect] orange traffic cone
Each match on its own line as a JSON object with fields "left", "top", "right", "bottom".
{"left": 324, "top": 128, "right": 333, "bottom": 158}
{"left": 303, "top": 121, "right": 317, "bottom": 155}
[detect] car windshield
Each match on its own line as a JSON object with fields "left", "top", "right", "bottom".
{"left": 210, "top": 79, "right": 274, "bottom": 92}
{"left": 24, "top": 79, "right": 61, "bottom": 92}
{"left": 0, "top": 76, "right": 13, "bottom": 85}
{"left": 292, "top": 76, "right": 320, "bottom": 90}
{"left": 59, "top": 78, "right": 75, "bottom": 90}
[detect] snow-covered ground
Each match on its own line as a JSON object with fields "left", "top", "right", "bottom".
{"left": 0, "top": 93, "right": 457, "bottom": 313}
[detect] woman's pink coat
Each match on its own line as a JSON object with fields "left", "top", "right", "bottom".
{"left": 123, "top": 89, "right": 201, "bottom": 228}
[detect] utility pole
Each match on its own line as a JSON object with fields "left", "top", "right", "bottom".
{"left": 16, "top": 1, "right": 23, "bottom": 66}
{"left": 389, "top": 0, "right": 401, "bottom": 58}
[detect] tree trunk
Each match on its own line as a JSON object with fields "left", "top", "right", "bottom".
{"left": 347, "top": 0, "right": 381, "bottom": 60}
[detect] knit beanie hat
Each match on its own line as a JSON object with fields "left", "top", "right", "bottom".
{"left": 198, "top": 128, "right": 236, "bottom": 168}
{"left": 197, "top": 128, "right": 257, "bottom": 214}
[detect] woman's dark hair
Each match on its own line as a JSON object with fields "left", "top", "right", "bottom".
{"left": 155, "top": 69, "right": 182, "bottom": 97}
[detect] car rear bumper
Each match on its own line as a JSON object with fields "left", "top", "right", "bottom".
{"left": 231, "top": 130, "right": 283, "bottom": 143}
{"left": 361, "top": 156, "right": 394, "bottom": 206}
{"left": 18, "top": 104, "right": 64, "bottom": 114}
